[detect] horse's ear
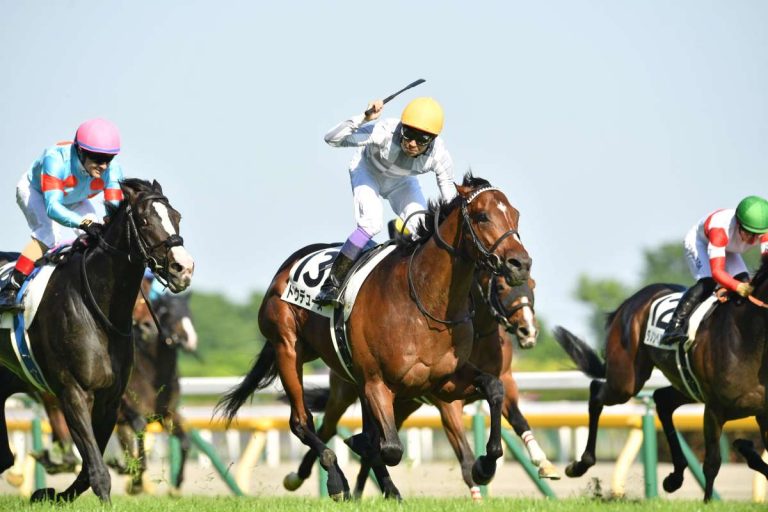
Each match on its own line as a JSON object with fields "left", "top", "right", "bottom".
{"left": 455, "top": 182, "right": 470, "bottom": 198}
{"left": 121, "top": 182, "right": 141, "bottom": 204}
{"left": 152, "top": 180, "right": 163, "bottom": 194}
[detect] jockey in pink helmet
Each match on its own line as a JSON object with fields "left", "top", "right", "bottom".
{"left": 0, "top": 118, "right": 126, "bottom": 312}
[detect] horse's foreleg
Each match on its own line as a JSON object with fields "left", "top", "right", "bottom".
{"left": 348, "top": 398, "right": 404, "bottom": 500}
{"left": 654, "top": 386, "right": 694, "bottom": 493}
{"left": 166, "top": 411, "right": 190, "bottom": 491}
{"left": 33, "top": 385, "right": 111, "bottom": 503}
{"left": 733, "top": 414, "right": 768, "bottom": 478}
{"left": 274, "top": 339, "right": 349, "bottom": 500}
{"left": 435, "top": 398, "right": 481, "bottom": 499}
{"left": 501, "top": 373, "right": 559, "bottom": 479}
{"left": 361, "top": 379, "right": 401, "bottom": 467}
{"left": 470, "top": 371, "right": 504, "bottom": 485}
{"left": 702, "top": 406, "right": 724, "bottom": 502}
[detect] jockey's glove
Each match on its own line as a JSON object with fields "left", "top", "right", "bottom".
{"left": 79, "top": 218, "right": 104, "bottom": 237}
{"left": 736, "top": 282, "right": 754, "bottom": 298}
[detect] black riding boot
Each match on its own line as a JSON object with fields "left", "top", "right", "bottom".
{"left": 0, "top": 270, "right": 26, "bottom": 312}
{"left": 314, "top": 253, "right": 356, "bottom": 307}
{"left": 660, "top": 278, "right": 716, "bottom": 345}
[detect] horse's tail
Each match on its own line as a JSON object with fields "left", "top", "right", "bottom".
{"left": 215, "top": 343, "right": 279, "bottom": 426}
{"left": 276, "top": 387, "right": 330, "bottom": 412}
{"left": 552, "top": 326, "right": 606, "bottom": 379}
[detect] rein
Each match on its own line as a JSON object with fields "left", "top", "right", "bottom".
{"left": 406, "top": 186, "right": 520, "bottom": 326}
{"left": 80, "top": 192, "right": 183, "bottom": 338}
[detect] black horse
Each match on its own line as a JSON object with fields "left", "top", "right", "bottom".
{"left": 555, "top": 254, "right": 768, "bottom": 502}
{"left": 112, "top": 292, "right": 198, "bottom": 495}
{"left": 0, "top": 178, "right": 194, "bottom": 503}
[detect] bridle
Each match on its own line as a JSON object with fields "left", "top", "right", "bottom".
{"left": 408, "top": 186, "right": 523, "bottom": 325}
{"left": 477, "top": 277, "right": 535, "bottom": 337}
{"left": 81, "top": 192, "right": 184, "bottom": 337}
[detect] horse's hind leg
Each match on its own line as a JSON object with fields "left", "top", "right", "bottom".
{"left": 701, "top": 405, "right": 725, "bottom": 502}
{"left": 273, "top": 336, "right": 349, "bottom": 500}
{"left": 654, "top": 386, "right": 694, "bottom": 493}
{"left": 435, "top": 398, "right": 483, "bottom": 500}
{"left": 285, "top": 373, "right": 358, "bottom": 492}
{"left": 502, "top": 373, "right": 559, "bottom": 480}
{"left": 734, "top": 414, "right": 768, "bottom": 478}
{"left": 0, "top": 372, "right": 26, "bottom": 473}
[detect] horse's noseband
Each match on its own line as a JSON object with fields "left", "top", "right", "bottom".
{"left": 126, "top": 194, "right": 185, "bottom": 287}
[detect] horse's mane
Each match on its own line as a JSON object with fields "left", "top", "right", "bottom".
{"left": 396, "top": 172, "right": 493, "bottom": 250}
{"left": 104, "top": 178, "right": 157, "bottom": 217}
{"left": 751, "top": 255, "right": 768, "bottom": 291}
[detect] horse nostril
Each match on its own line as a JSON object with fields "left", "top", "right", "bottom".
{"left": 507, "top": 258, "right": 522, "bottom": 271}
{"left": 171, "top": 262, "right": 184, "bottom": 273}
{"left": 518, "top": 326, "right": 530, "bottom": 338}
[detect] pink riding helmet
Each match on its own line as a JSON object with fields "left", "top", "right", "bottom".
{"left": 74, "top": 118, "right": 121, "bottom": 154}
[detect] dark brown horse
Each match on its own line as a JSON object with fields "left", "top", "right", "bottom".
{"left": 113, "top": 290, "right": 198, "bottom": 495}
{"left": 218, "top": 175, "right": 531, "bottom": 500}
{"left": 283, "top": 274, "right": 559, "bottom": 500}
{"left": 0, "top": 179, "right": 194, "bottom": 503}
{"left": 554, "top": 255, "right": 768, "bottom": 502}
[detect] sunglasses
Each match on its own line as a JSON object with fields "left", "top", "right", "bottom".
{"left": 81, "top": 149, "right": 115, "bottom": 165}
{"left": 400, "top": 125, "right": 435, "bottom": 146}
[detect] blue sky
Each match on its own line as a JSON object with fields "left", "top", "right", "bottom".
{"left": 1, "top": 1, "right": 766, "bottom": 340}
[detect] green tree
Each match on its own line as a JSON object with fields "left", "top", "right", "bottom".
{"left": 179, "top": 291, "right": 265, "bottom": 377}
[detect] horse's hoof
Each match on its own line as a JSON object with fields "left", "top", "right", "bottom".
{"left": 4, "top": 471, "right": 23, "bottom": 488}
{"left": 733, "top": 438, "right": 755, "bottom": 456}
{"left": 167, "top": 486, "right": 182, "bottom": 498}
{"left": 126, "top": 478, "right": 144, "bottom": 495}
{"left": 329, "top": 492, "right": 346, "bottom": 502}
{"left": 538, "top": 461, "right": 561, "bottom": 480}
{"left": 471, "top": 457, "right": 497, "bottom": 486}
{"left": 662, "top": 472, "right": 684, "bottom": 493}
{"left": 283, "top": 472, "right": 305, "bottom": 491}
{"left": 565, "top": 461, "right": 588, "bottom": 478}
{"left": 470, "top": 486, "right": 483, "bottom": 501}
{"left": 30, "top": 488, "right": 56, "bottom": 502}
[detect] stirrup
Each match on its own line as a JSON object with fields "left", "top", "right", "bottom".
{"left": 0, "top": 293, "right": 23, "bottom": 312}
{"left": 660, "top": 327, "right": 686, "bottom": 346}
{"left": 314, "top": 286, "right": 341, "bottom": 307}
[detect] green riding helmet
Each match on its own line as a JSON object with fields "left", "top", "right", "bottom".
{"left": 736, "top": 195, "right": 768, "bottom": 234}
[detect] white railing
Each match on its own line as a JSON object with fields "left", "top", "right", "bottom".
{"left": 178, "top": 369, "right": 673, "bottom": 396}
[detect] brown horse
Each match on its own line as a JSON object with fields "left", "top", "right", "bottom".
{"left": 0, "top": 179, "right": 193, "bottom": 503}
{"left": 112, "top": 288, "right": 198, "bottom": 495}
{"left": 283, "top": 274, "right": 559, "bottom": 500}
{"left": 554, "top": 255, "right": 768, "bottom": 502}
{"left": 218, "top": 174, "right": 531, "bottom": 500}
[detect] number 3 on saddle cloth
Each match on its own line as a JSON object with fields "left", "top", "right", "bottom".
{"left": 642, "top": 291, "right": 720, "bottom": 402}
{"left": 0, "top": 245, "right": 74, "bottom": 394}
{"left": 280, "top": 241, "right": 397, "bottom": 382}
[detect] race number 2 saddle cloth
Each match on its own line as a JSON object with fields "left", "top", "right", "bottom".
{"left": 642, "top": 292, "right": 719, "bottom": 402}
{"left": 280, "top": 242, "right": 397, "bottom": 382}
{"left": 0, "top": 246, "right": 72, "bottom": 394}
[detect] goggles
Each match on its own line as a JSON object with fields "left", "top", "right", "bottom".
{"left": 81, "top": 149, "right": 115, "bottom": 165}
{"left": 400, "top": 125, "right": 435, "bottom": 147}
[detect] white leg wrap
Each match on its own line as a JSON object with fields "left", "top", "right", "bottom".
{"left": 522, "top": 431, "right": 547, "bottom": 466}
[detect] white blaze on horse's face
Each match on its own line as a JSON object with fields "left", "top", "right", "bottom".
{"left": 515, "top": 297, "right": 538, "bottom": 349}
{"left": 180, "top": 316, "right": 198, "bottom": 352}
{"left": 152, "top": 202, "right": 195, "bottom": 291}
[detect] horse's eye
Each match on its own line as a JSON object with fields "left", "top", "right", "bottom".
{"left": 474, "top": 213, "right": 490, "bottom": 223}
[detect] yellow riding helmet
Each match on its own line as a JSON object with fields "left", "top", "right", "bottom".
{"left": 401, "top": 97, "right": 444, "bottom": 136}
